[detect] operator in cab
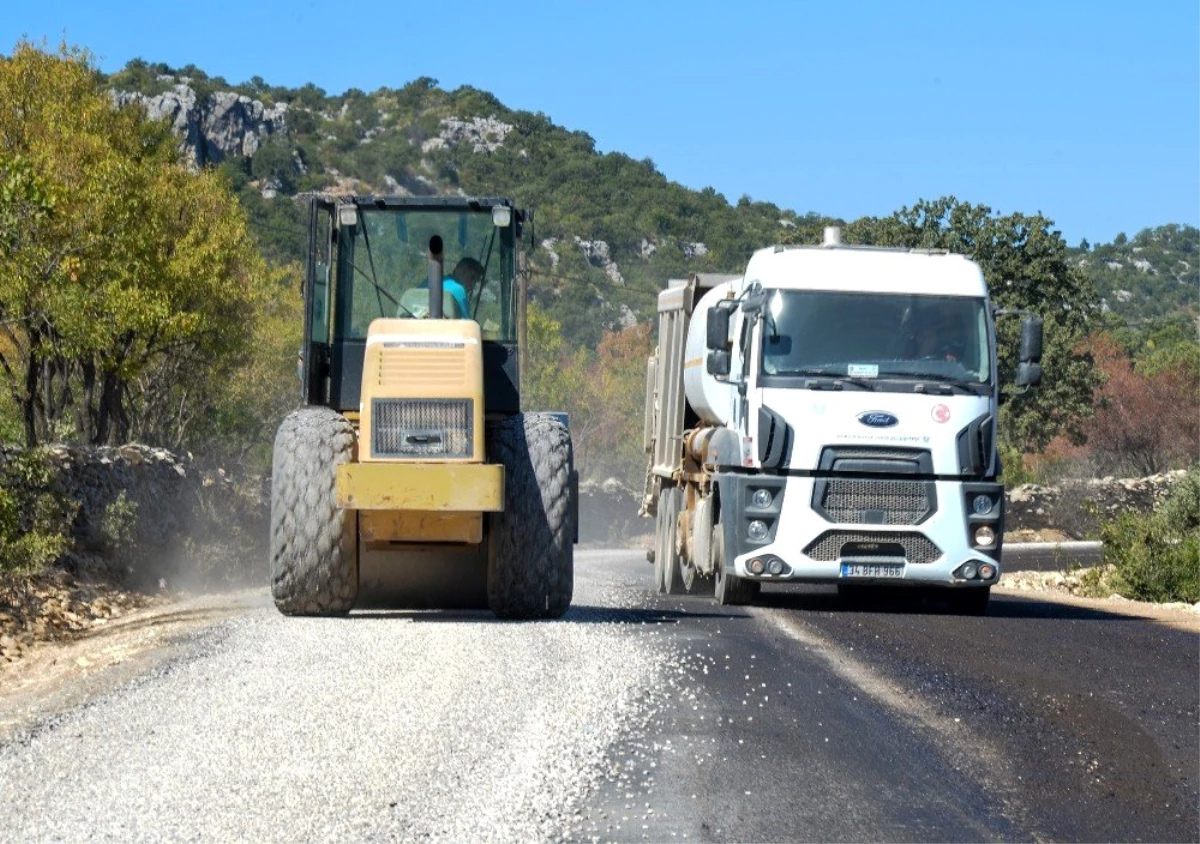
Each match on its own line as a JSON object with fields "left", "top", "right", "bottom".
{"left": 442, "top": 257, "right": 483, "bottom": 318}
{"left": 405, "top": 256, "right": 485, "bottom": 319}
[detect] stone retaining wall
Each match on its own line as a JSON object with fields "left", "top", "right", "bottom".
{"left": 1005, "top": 470, "right": 1188, "bottom": 538}
{"left": 0, "top": 444, "right": 268, "bottom": 589}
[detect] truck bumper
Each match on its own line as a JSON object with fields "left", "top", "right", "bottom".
{"left": 723, "top": 474, "right": 1003, "bottom": 590}
{"left": 336, "top": 463, "right": 505, "bottom": 512}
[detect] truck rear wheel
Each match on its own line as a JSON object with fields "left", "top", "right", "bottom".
{"left": 652, "top": 489, "right": 668, "bottom": 592}
{"left": 487, "top": 414, "right": 574, "bottom": 619}
{"left": 657, "top": 486, "right": 686, "bottom": 594}
{"left": 712, "top": 523, "right": 759, "bottom": 606}
{"left": 270, "top": 407, "right": 359, "bottom": 616}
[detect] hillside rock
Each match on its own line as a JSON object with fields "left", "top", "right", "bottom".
{"left": 422, "top": 116, "right": 513, "bottom": 154}
{"left": 574, "top": 237, "right": 625, "bottom": 285}
{"left": 113, "top": 84, "right": 288, "bottom": 168}
{"left": 578, "top": 479, "right": 643, "bottom": 544}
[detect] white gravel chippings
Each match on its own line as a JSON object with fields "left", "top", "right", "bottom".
{"left": 0, "top": 551, "right": 666, "bottom": 843}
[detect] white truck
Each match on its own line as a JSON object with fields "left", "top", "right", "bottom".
{"left": 642, "top": 228, "right": 1043, "bottom": 614}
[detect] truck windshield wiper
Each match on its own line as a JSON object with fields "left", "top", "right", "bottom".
{"left": 891, "top": 370, "right": 984, "bottom": 393}
{"left": 789, "top": 367, "right": 878, "bottom": 391}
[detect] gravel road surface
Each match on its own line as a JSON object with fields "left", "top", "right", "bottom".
{"left": 1, "top": 548, "right": 1195, "bottom": 843}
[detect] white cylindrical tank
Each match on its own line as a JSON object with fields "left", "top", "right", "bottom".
{"left": 684, "top": 279, "right": 739, "bottom": 425}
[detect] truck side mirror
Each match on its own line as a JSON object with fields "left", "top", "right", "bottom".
{"left": 1016, "top": 361, "right": 1043, "bottom": 388}
{"left": 707, "top": 350, "right": 731, "bottom": 376}
{"left": 707, "top": 306, "right": 731, "bottom": 351}
{"left": 1019, "top": 316, "right": 1043, "bottom": 363}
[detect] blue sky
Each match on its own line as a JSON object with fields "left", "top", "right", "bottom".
{"left": 6, "top": 0, "right": 1198, "bottom": 245}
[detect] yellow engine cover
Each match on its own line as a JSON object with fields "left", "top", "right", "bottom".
{"left": 359, "top": 318, "right": 485, "bottom": 463}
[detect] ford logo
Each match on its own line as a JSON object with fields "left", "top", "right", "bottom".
{"left": 858, "top": 411, "right": 899, "bottom": 428}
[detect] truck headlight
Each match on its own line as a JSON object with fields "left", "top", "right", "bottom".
{"left": 973, "top": 525, "right": 996, "bottom": 548}
{"left": 748, "top": 519, "right": 769, "bottom": 541}
{"left": 752, "top": 488, "right": 773, "bottom": 509}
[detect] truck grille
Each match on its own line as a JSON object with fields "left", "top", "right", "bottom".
{"left": 819, "top": 478, "right": 934, "bottom": 525}
{"left": 803, "top": 530, "right": 942, "bottom": 564}
{"left": 372, "top": 399, "right": 472, "bottom": 459}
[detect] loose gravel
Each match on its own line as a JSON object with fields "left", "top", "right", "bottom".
{"left": 0, "top": 551, "right": 667, "bottom": 843}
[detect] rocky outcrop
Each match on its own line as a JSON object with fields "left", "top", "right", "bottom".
{"left": 421, "top": 116, "right": 513, "bottom": 154}
{"left": 113, "top": 84, "right": 288, "bottom": 168}
{"left": 39, "top": 445, "right": 190, "bottom": 556}
{"left": 574, "top": 237, "right": 625, "bottom": 285}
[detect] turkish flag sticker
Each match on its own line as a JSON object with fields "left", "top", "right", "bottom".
{"left": 932, "top": 403, "right": 951, "bottom": 423}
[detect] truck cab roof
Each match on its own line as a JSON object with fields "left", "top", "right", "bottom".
{"left": 745, "top": 243, "right": 989, "bottom": 298}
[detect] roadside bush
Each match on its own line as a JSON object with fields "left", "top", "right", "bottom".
{"left": 1000, "top": 443, "right": 1042, "bottom": 487}
{"left": 98, "top": 490, "right": 138, "bottom": 554}
{"left": 0, "top": 449, "right": 70, "bottom": 584}
{"left": 1159, "top": 469, "right": 1200, "bottom": 534}
{"left": 1088, "top": 469, "right": 1200, "bottom": 603}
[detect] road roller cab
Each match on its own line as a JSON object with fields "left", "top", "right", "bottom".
{"left": 271, "top": 195, "right": 575, "bottom": 619}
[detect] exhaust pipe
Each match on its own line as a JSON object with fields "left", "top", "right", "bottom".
{"left": 428, "top": 235, "right": 445, "bottom": 318}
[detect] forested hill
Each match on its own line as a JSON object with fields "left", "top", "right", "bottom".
{"left": 107, "top": 60, "right": 1196, "bottom": 342}
{"left": 107, "top": 62, "right": 840, "bottom": 344}
{"left": 1069, "top": 225, "right": 1198, "bottom": 323}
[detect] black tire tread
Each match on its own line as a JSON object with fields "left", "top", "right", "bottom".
{"left": 487, "top": 414, "right": 574, "bottom": 619}
{"left": 660, "top": 487, "right": 686, "bottom": 595}
{"left": 713, "top": 524, "right": 760, "bottom": 606}
{"left": 270, "top": 407, "right": 358, "bottom": 615}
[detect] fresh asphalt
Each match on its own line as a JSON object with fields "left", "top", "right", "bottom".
{"left": 0, "top": 548, "right": 1194, "bottom": 843}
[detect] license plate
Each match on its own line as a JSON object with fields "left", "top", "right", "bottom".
{"left": 840, "top": 562, "right": 905, "bottom": 579}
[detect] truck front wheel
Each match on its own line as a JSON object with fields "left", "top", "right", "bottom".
{"left": 712, "top": 523, "right": 759, "bottom": 606}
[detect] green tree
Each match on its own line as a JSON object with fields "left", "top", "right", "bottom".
{"left": 0, "top": 42, "right": 273, "bottom": 448}
{"left": 523, "top": 304, "right": 581, "bottom": 415}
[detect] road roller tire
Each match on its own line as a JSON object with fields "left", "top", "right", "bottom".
{"left": 270, "top": 407, "right": 358, "bottom": 615}
{"left": 486, "top": 414, "right": 574, "bottom": 620}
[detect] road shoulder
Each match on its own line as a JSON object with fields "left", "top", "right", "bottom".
{"left": 0, "top": 589, "right": 263, "bottom": 740}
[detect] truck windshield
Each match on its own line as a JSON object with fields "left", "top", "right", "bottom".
{"left": 760, "top": 290, "right": 991, "bottom": 385}
{"left": 336, "top": 207, "right": 516, "bottom": 342}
